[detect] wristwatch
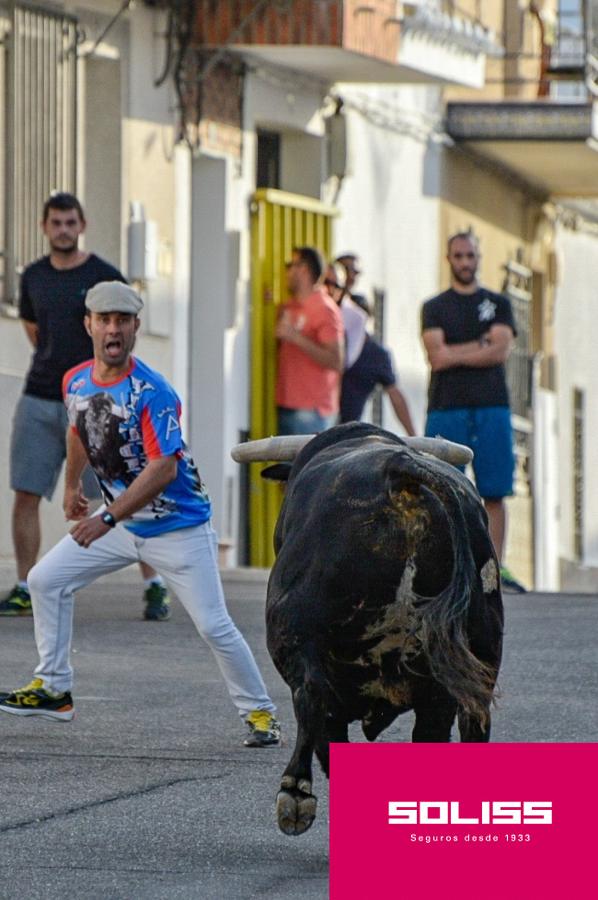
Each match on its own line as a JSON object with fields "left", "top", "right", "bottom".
{"left": 101, "top": 511, "right": 117, "bottom": 528}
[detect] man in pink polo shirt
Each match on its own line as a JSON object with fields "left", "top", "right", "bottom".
{"left": 275, "top": 246, "right": 344, "bottom": 434}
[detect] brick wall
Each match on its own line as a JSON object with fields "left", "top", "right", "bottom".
{"left": 193, "top": 0, "right": 399, "bottom": 64}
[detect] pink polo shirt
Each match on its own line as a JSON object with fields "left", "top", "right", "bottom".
{"left": 275, "top": 288, "right": 344, "bottom": 417}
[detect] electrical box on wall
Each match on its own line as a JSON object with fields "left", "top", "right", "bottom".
{"left": 127, "top": 202, "right": 158, "bottom": 281}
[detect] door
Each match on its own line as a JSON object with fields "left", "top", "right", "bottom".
{"left": 249, "top": 188, "right": 336, "bottom": 566}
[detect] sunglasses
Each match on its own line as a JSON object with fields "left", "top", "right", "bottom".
{"left": 324, "top": 279, "right": 342, "bottom": 289}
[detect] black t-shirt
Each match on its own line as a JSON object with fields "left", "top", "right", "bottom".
{"left": 421, "top": 288, "right": 517, "bottom": 411}
{"left": 20, "top": 254, "right": 126, "bottom": 401}
{"left": 340, "top": 335, "right": 396, "bottom": 422}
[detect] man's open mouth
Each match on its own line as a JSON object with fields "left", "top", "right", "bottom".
{"left": 105, "top": 339, "right": 122, "bottom": 357}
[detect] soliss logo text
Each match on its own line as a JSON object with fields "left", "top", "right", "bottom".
{"left": 388, "top": 801, "right": 552, "bottom": 825}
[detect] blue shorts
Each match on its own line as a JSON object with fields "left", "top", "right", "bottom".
{"left": 425, "top": 406, "right": 514, "bottom": 500}
{"left": 277, "top": 407, "right": 336, "bottom": 435}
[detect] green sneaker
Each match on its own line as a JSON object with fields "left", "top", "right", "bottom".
{"left": 143, "top": 582, "right": 171, "bottom": 621}
{"left": 244, "top": 710, "right": 281, "bottom": 747}
{"left": 0, "top": 678, "right": 74, "bottom": 721}
{"left": 500, "top": 566, "right": 527, "bottom": 594}
{"left": 0, "top": 585, "right": 32, "bottom": 616}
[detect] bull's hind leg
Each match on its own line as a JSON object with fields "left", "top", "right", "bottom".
{"left": 314, "top": 716, "right": 349, "bottom": 777}
{"left": 276, "top": 681, "right": 324, "bottom": 836}
{"left": 458, "top": 708, "right": 491, "bottom": 742}
{"left": 412, "top": 687, "right": 457, "bottom": 742}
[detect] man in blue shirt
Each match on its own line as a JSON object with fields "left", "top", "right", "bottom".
{"left": 0, "top": 192, "right": 169, "bottom": 621}
{"left": 0, "top": 282, "right": 280, "bottom": 747}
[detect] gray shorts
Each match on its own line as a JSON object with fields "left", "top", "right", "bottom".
{"left": 10, "top": 393, "right": 100, "bottom": 501}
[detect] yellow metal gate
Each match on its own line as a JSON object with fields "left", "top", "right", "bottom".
{"left": 249, "top": 188, "right": 337, "bottom": 567}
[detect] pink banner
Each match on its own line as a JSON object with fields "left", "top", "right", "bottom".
{"left": 330, "top": 743, "right": 595, "bottom": 898}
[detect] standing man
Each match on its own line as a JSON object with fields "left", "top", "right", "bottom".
{"left": 421, "top": 231, "right": 526, "bottom": 593}
{"left": 335, "top": 252, "right": 370, "bottom": 315}
{"left": 339, "top": 332, "right": 416, "bottom": 436}
{"left": 0, "top": 193, "right": 169, "bottom": 620}
{"left": 0, "top": 282, "right": 280, "bottom": 747}
{"left": 275, "top": 246, "right": 344, "bottom": 435}
{"left": 323, "top": 262, "right": 368, "bottom": 369}
{"left": 322, "top": 263, "right": 416, "bottom": 434}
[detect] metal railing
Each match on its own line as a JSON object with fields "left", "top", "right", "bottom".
{"left": 1, "top": 1, "right": 78, "bottom": 307}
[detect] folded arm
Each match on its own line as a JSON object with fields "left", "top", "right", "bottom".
{"left": 422, "top": 324, "right": 514, "bottom": 372}
{"left": 276, "top": 314, "right": 344, "bottom": 371}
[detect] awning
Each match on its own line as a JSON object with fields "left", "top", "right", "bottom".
{"left": 446, "top": 102, "right": 598, "bottom": 197}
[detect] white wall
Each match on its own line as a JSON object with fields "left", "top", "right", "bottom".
{"left": 553, "top": 222, "right": 598, "bottom": 569}
{"left": 333, "top": 85, "right": 442, "bottom": 435}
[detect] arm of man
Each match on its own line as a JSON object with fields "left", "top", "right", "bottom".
{"left": 21, "top": 320, "right": 39, "bottom": 347}
{"left": 385, "top": 385, "right": 416, "bottom": 436}
{"left": 69, "top": 456, "right": 178, "bottom": 548}
{"left": 422, "top": 324, "right": 513, "bottom": 371}
{"left": 275, "top": 315, "right": 344, "bottom": 372}
{"left": 63, "top": 428, "right": 92, "bottom": 521}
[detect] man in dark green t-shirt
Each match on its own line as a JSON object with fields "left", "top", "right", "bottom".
{"left": 421, "top": 231, "right": 525, "bottom": 593}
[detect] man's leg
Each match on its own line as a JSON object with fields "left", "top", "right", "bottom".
{"left": 1, "top": 396, "right": 66, "bottom": 615}
{"left": 139, "top": 560, "right": 170, "bottom": 621}
{"left": 473, "top": 407, "right": 526, "bottom": 593}
{"left": 29, "top": 526, "right": 138, "bottom": 694}
{"left": 143, "top": 523, "right": 279, "bottom": 742}
{"left": 13, "top": 490, "right": 42, "bottom": 581}
{"left": 484, "top": 498, "right": 506, "bottom": 562}
{"left": 80, "top": 468, "right": 170, "bottom": 621}
{"left": 277, "top": 406, "right": 333, "bottom": 436}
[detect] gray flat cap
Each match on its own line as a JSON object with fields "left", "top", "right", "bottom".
{"left": 85, "top": 281, "right": 143, "bottom": 315}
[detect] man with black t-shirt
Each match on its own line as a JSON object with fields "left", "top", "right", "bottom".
{"left": 421, "top": 231, "right": 526, "bottom": 593}
{"left": 0, "top": 193, "right": 170, "bottom": 619}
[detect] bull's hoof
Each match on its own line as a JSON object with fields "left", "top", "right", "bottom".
{"left": 276, "top": 777, "right": 317, "bottom": 835}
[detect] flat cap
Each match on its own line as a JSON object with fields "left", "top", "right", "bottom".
{"left": 85, "top": 281, "right": 143, "bottom": 315}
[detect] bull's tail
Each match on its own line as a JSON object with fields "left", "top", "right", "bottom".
{"left": 386, "top": 452, "right": 498, "bottom": 727}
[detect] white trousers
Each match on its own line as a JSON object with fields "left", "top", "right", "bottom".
{"left": 27, "top": 521, "right": 275, "bottom": 718}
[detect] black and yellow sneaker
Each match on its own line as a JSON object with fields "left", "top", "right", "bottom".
{"left": 0, "top": 678, "right": 74, "bottom": 721}
{"left": 0, "top": 584, "right": 32, "bottom": 616}
{"left": 143, "top": 582, "right": 171, "bottom": 621}
{"left": 243, "top": 710, "right": 281, "bottom": 747}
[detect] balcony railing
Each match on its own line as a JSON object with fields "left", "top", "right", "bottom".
{"left": 190, "top": 0, "right": 502, "bottom": 82}
{"left": 402, "top": 1, "right": 501, "bottom": 56}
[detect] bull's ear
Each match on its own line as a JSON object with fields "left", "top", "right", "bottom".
{"left": 260, "top": 463, "right": 292, "bottom": 482}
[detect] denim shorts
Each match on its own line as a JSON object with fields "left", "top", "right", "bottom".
{"left": 10, "top": 393, "right": 101, "bottom": 501}
{"left": 277, "top": 406, "right": 336, "bottom": 436}
{"left": 425, "top": 406, "right": 514, "bottom": 500}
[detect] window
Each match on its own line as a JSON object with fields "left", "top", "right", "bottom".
{"left": 1, "top": 3, "right": 77, "bottom": 308}
{"left": 256, "top": 130, "right": 280, "bottom": 189}
{"left": 573, "top": 387, "right": 584, "bottom": 560}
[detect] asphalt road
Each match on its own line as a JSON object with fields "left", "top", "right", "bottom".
{"left": 0, "top": 581, "right": 596, "bottom": 899}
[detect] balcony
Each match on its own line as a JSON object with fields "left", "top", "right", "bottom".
{"left": 446, "top": 100, "right": 598, "bottom": 197}
{"left": 192, "top": 0, "right": 501, "bottom": 88}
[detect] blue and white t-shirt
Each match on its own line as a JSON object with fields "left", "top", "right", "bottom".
{"left": 63, "top": 357, "right": 211, "bottom": 537}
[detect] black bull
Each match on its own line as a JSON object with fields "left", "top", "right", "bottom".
{"left": 262, "top": 423, "right": 503, "bottom": 836}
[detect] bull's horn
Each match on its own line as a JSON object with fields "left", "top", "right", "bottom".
{"left": 231, "top": 433, "right": 472, "bottom": 466}
{"left": 231, "top": 435, "right": 315, "bottom": 462}
{"left": 403, "top": 436, "right": 473, "bottom": 466}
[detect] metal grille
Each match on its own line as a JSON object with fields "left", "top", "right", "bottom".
{"left": 503, "top": 257, "right": 533, "bottom": 421}
{"left": 573, "top": 387, "right": 584, "bottom": 560}
{"left": 371, "top": 287, "right": 385, "bottom": 427}
{"left": 2, "top": 1, "right": 78, "bottom": 306}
